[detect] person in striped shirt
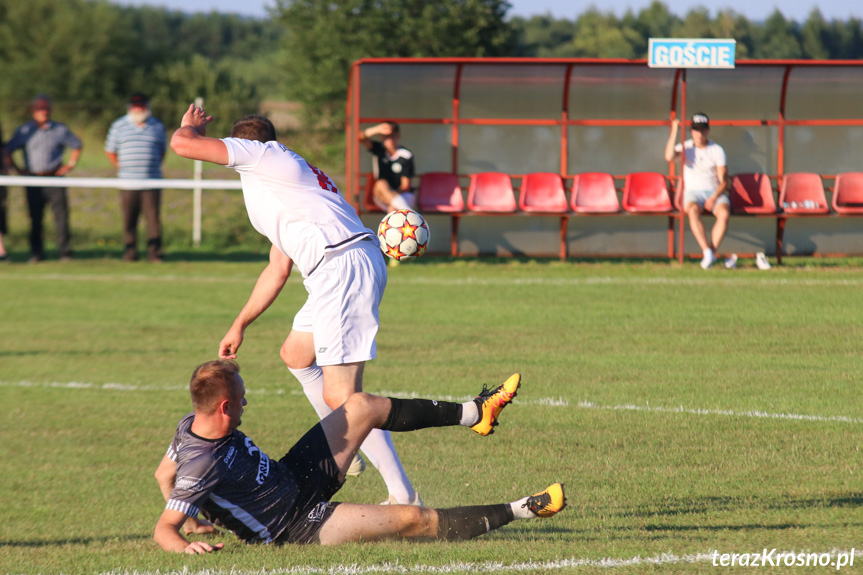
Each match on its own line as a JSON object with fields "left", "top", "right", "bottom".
{"left": 105, "top": 92, "right": 167, "bottom": 262}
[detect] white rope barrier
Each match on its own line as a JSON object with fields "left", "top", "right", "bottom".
{"left": 0, "top": 175, "right": 243, "bottom": 245}
{"left": 0, "top": 175, "right": 242, "bottom": 190}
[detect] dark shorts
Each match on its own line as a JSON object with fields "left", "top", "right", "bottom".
{"left": 274, "top": 423, "right": 344, "bottom": 544}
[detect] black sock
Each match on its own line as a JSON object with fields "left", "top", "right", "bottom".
{"left": 381, "top": 398, "right": 462, "bottom": 432}
{"left": 436, "top": 504, "right": 514, "bottom": 541}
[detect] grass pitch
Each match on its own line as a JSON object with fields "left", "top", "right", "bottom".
{"left": 1, "top": 257, "right": 861, "bottom": 574}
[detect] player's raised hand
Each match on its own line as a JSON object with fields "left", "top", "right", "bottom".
{"left": 184, "top": 541, "right": 224, "bottom": 554}
{"left": 180, "top": 103, "right": 214, "bottom": 136}
{"left": 670, "top": 118, "right": 680, "bottom": 132}
{"left": 375, "top": 122, "right": 394, "bottom": 136}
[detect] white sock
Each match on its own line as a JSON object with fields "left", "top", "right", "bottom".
{"left": 290, "top": 363, "right": 415, "bottom": 503}
{"left": 459, "top": 400, "right": 479, "bottom": 427}
{"left": 389, "top": 194, "right": 411, "bottom": 211}
{"left": 703, "top": 248, "right": 714, "bottom": 257}
{"left": 288, "top": 363, "right": 333, "bottom": 419}
{"left": 509, "top": 496, "right": 536, "bottom": 520}
{"left": 359, "top": 428, "right": 415, "bottom": 503}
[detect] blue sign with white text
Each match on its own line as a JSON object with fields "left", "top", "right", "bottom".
{"left": 648, "top": 38, "right": 736, "bottom": 69}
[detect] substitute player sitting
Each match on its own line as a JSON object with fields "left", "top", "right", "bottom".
{"left": 359, "top": 122, "right": 415, "bottom": 213}
{"left": 664, "top": 113, "right": 731, "bottom": 269}
{"left": 153, "top": 361, "right": 566, "bottom": 552}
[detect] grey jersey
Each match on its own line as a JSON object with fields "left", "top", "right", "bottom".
{"left": 166, "top": 413, "right": 299, "bottom": 544}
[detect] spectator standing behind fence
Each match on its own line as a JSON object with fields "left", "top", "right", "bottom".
{"left": 0, "top": 121, "right": 9, "bottom": 262}
{"left": 105, "top": 93, "right": 167, "bottom": 262}
{"left": 3, "top": 94, "right": 82, "bottom": 263}
{"left": 665, "top": 113, "right": 732, "bottom": 270}
{"left": 359, "top": 122, "right": 416, "bottom": 213}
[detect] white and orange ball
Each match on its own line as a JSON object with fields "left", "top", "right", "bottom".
{"left": 377, "top": 209, "right": 430, "bottom": 261}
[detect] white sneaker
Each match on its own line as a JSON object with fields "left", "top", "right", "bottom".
{"left": 724, "top": 254, "right": 738, "bottom": 269}
{"left": 380, "top": 492, "right": 424, "bottom": 506}
{"left": 346, "top": 453, "right": 366, "bottom": 477}
{"left": 756, "top": 252, "right": 772, "bottom": 270}
{"left": 700, "top": 250, "right": 717, "bottom": 270}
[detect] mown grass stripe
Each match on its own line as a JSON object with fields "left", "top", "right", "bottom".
{"left": 90, "top": 548, "right": 861, "bottom": 574}
{"left": 3, "top": 380, "right": 859, "bottom": 425}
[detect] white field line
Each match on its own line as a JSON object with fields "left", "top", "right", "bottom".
{"left": 89, "top": 548, "right": 861, "bottom": 574}
{"left": 2, "top": 380, "right": 860, "bottom": 425}
{"left": 4, "top": 272, "right": 863, "bottom": 288}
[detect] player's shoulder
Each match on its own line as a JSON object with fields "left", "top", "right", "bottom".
{"left": 396, "top": 146, "right": 413, "bottom": 160}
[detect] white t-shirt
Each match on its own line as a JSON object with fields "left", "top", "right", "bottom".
{"left": 674, "top": 139, "right": 726, "bottom": 192}
{"left": 223, "top": 138, "right": 374, "bottom": 277}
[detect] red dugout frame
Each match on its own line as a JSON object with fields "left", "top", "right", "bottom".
{"left": 346, "top": 58, "right": 863, "bottom": 262}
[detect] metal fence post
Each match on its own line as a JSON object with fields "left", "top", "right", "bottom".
{"left": 192, "top": 96, "right": 204, "bottom": 247}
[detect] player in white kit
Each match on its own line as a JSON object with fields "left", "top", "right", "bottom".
{"left": 170, "top": 104, "right": 420, "bottom": 505}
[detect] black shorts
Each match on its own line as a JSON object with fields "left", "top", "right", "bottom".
{"left": 274, "top": 423, "right": 344, "bottom": 544}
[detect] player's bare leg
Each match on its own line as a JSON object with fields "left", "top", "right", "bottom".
{"left": 686, "top": 202, "right": 711, "bottom": 252}
{"left": 373, "top": 179, "right": 411, "bottom": 212}
{"left": 323, "top": 363, "right": 418, "bottom": 504}
{"left": 314, "top": 485, "right": 567, "bottom": 545}
{"left": 687, "top": 202, "right": 715, "bottom": 268}
{"left": 281, "top": 331, "right": 366, "bottom": 476}
{"left": 711, "top": 202, "right": 730, "bottom": 252}
{"left": 373, "top": 179, "right": 399, "bottom": 210}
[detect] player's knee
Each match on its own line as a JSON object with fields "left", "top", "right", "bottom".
{"left": 342, "top": 392, "right": 389, "bottom": 423}
{"left": 398, "top": 506, "right": 435, "bottom": 538}
{"left": 280, "top": 343, "right": 313, "bottom": 370}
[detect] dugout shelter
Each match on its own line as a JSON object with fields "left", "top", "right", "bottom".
{"left": 346, "top": 58, "right": 863, "bottom": 262}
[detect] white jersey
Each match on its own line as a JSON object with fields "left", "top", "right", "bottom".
{"left": 674, "top": 139, "right": 726, "bottom": 192}
{"left": 223, "top": 138, "right": 374, "bottom": 277}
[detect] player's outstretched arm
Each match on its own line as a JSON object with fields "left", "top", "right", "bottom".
{"left": 171, "top": 104, "right": 229, "bottom": 165}
{"left": 153, "top": 455, "right": 217, "bottom": 535}
{"left": 154, "top": 508, "right": 224, "bottom": 554}
{"left": 219, "top": 244, "right": 293, "bottom": 359}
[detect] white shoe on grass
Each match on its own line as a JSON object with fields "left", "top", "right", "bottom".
{"left": 756, "top": 252, "right": 772, "bottom": 270}
{"left": 724, "top": 254, "right": 738, "bottom": 269}
{"left": 700, "top": 250, "right": 717, "bottom": 270}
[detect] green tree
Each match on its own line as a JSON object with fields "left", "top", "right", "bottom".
{"left": 149, "top": 54, "right": 261, "bottom": 138}
{"left": 753, "top": 10, "right": 802, "bottom": 58}
{"left": 275, "top": 0, "right": 514, "bottom": 128}
{"left": 569, "top": 8, "right": 641, "bottom": 58}
{"left": 0, "top": 0, "right": 132, "bottom": 115}
{"left": 508, "top": 15, "right": 577, "bottom": 57}
{"left": 801, "top": 9, "right": 830, "bottom": 59}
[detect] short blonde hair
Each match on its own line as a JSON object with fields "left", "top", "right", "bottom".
{"left": 189, "top": 360, "right": 241, "bottom": 413}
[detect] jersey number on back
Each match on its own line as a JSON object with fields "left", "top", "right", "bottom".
{"left": 305, "top": 161, "right": 338, "bottom": 193}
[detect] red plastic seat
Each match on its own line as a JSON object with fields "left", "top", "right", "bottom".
{"left": 467, "top": 172, "right": 517, "bottom": 213}
{"left": 571, "top": 173, "right": 620, "bottom": 213}
{"left": 779, "top": 173, "right": 829, "bottom": 214}
{"left": 730, "top": 173, "right": 777, "bottom": 214}
{"left": 362, "top": 174, "right": 384, "bottom": 212}
{"left": 417, "top": 172, "right": 464, "bottom": 213}
{"left": 518, "top": 173, "right": 568, "bottom": 213}
{"left": 622, "top": 172, "right": 672, "bottom": 213}
{"left": 832, "top": 172, "right": 863, "bottom": 214}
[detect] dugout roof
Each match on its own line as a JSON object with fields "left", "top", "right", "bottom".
{"left": 345, "top": 58, "right": 863, "bottom": 208}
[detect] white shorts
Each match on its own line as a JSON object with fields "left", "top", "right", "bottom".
{"left": 372, "top": 191, "right": 416, "bottom": 212}
{"left": 292, "top": 237, "right": 387, "bottom": 366}
{"left": 684, "top": 188, "right": 730, "bottom": 212}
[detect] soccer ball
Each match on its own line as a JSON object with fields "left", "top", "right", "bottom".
{"left": 377, "top": 209, "right": 430, "bottom": 261}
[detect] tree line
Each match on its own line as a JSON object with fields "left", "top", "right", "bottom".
{"left": 1, "top": 0, "right": 860, "bottom": 136}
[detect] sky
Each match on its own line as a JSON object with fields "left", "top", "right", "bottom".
{"left": 114, "top": 0, "right": 862, "bottom": 24}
